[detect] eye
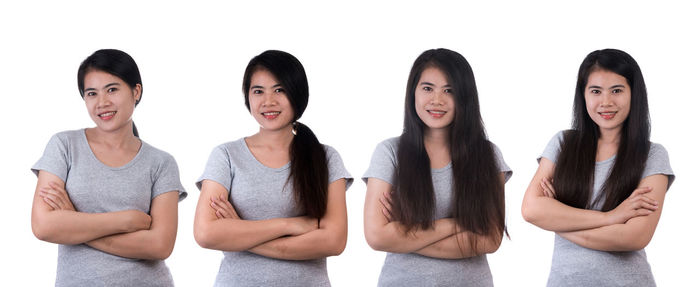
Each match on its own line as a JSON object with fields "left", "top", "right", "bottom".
{"left": 444, "top": 88, "right": 452, "bottom": 94}
{"left": 274, "top": 88, "right": 285, "bottom": 93}
{"left": 107, "top": 87, "right": 118, "bottom": 93}
{"left": 86, "top": 91, "right": 97, "bottom": 97}
{"left": 422, "top": 86, "right": 433, "bottom": 92}
{"left": 590, "top": 89, "right": 601, "bottom": 94}
{"left": 612, "top": 88, "right": 624, "bottom": 94}
{"left": 252, "top": 89, "right": 263, "bottom": 95}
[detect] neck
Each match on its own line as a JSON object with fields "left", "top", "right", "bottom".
{"left": 254, "top": 124, "right": 295, "bottom": 150}
{"left": 88, "top": 121, "right": 138, "bottom": 149}
{"left": 423, "top": 127, "right": 450, "bottom": 149}
{"left": 598, "top": 126, "right": 622, "bottom": 145}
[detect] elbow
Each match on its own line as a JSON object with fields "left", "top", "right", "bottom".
{"left": 149, "top": 238, "right": 175, "bottom": 260}
{"left": 618, "top": 234, "right": 651, "bottom": 251}
{"left": 364, "top": 230, "right": 390, "bottom": 252}
{"left": 32, "top": 215, "right": 58, "bottom": 243}
{"left": 483, "top": 234, "right": 503, "bottom": 255}
{"left": 326, "top": 233, "right": 347, "bottom": 256}
{"left": 521, "top": 200, "right": 543, "bottom": 225}
{"left": 193, "top": 224, "right": 217, "bottom": 250}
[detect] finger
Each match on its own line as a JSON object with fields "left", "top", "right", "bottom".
{"left": 640, "top": 195, "right": 659, "bottom": 206}
{"left": 635, "top": 208, "right": 654, "bottom": 217}
{"left": 41, "top": 189, "right": 66, "bottom": 209}
{"left": 381, "top": 206, "right": 391, "bottom": 222}
{"left": 215, "top": 210, "right": 224, "bottom": 219}
{"left": 540, "top": 181, "right": 553, "bottom": 198}
{"left": 41, "top": 196, "right": 60, "bottom": 210}
{"left": 638, "top": 202, "right": 659, "bottom": 211}
{"left": 384, "top": 191, "right": 393, "bottom": 204}
{"left": 632, "top": 186, "right": 652, "bottom": 196}
{"left": 379, "top": 195, "right": 390, "bottom": 209}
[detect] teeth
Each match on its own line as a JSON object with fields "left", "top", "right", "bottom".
{"left": 428, "top": 110, "right": 446, "bottom": 114}
{"left": 99, "top": 112, "right": 116, "bottom": 117}
{"left": 263, "top": 112, "right": 280, "bottom": 116}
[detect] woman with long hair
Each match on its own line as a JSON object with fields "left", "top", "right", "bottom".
{"left": 521, "top": 49, "right": 674, "bottom": 286}
{"left": 194, "top": 50, "right": 353, "bottom": 286}
{"left": 363, "top": 48, "right": 511, "bottom": 286}
{"left": 31, "top": 49, "right": 187, "bottom": 286}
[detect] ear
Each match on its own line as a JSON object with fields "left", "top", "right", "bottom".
{"left": 133, "top": 83, "right": 142, "bottom": 102}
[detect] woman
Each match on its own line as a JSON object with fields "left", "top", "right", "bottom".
{"left": 521, "top": 49, "right": 674, "bottom": 286}
{"left": 31, "top": 49, "right": 187, "bottom": 286}
{"left": 194, "top": 50, "right": 353, "bottom": 287}
{"left": 363, "top": 48, "right": 512, "bottom": 286}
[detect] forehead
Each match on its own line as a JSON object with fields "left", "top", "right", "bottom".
{"left": 250, "top": 68, "right": 280, "bottom": 86}
{"left": 418, "top": 67, "right": 449, "bottom": 84}
{"left": 586, "top": 69, "right": 629, "bottom": 87}
{"left": 83, "top": 70, "right": 125, "bottom": 87}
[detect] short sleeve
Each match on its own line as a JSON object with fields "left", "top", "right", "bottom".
{"left": 152, "top": 153, "right": 187, "bottom": 201}
{"left": 362, "top": 138, "right": 398, "bottom": 186}
{"left": 538, "top": 131, "right": 565, "bottom": 164}
{"left": 196, "top": 145, "right": 234, "bottom": 191}
{"left": 31, "top": 134, "right": 70, "bottom": 182}
{"left": 643, "top": 143, "right": 675, "bottom": 189}
{"left": 491, "top": 143, "right": 513, "bottom": 183}
{"left": 325, "top": 146, "right": 354, "bottom": 191}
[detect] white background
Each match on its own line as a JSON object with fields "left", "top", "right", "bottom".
{"left": 1, "top": 1, "right": 698, "bottom": 286}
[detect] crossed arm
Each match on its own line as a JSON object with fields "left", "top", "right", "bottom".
{"left": 193, "top": 179, "right": 348, "bottom": 260}
{"left": 521, "top": 157, "right": 668, "bottom": 251}
{"left": 31, "top": 170, "right": 180, "bottom": 260}
{"left": 363, "top": 175, "right": 506, "bottom": 259}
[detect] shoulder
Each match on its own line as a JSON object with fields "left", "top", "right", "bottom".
{"left": 50, "top": 129, "right": 85, "bottom": 145}
{"left": 376, "top": 136, "right": 400, "bottom": 153}
{"left": 140, "top": 140, "right": 178, "bottom": 164}
{"left": 648, "top": 142, "right": 669, "bottom": 160}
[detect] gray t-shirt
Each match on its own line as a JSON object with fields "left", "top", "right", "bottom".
{"left": 362, "top": 137, "right": 512, "bottom": 287}
{"left": 540, "top": 131, "right": 674, "bottom": 287}
{"left": 31, "top": 129, "right": 187, "bottom": 287}
{"left": 196, "top": 138, "right": 353, "bottom": 287}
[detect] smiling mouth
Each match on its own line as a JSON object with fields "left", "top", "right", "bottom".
{"left": 98, "top": 111, "right": 116, "bottom": 120}
{"left": 262, "top": 111, "right": 281, "bottom": 119}
{"left": 427, "top": 110, "right": 446, "bottom": 118}
{"left": 599, "top": 111, "right": 617, "bottom": 120}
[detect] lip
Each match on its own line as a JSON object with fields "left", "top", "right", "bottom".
{"left": 427, "top": 110, "right": 447, "bottom": 118}
{"left": 598, "top": 111, "right": 617, "bottom": 120}
{"left": 98, "top": 111, "right": 116, "bottom": 120}
{"left": 261, "top": 111, "right": 281, "bottom": 120}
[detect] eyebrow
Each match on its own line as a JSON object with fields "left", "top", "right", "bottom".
{"left": 84, "top": 82, "right": 120, "bottom": 92}
{"left": 251, "top": 84, "right": 282, "bottom": 90}
{"left": 588, "top": 84, "right": 626, "bottom": 89}
{"left": 419, "top": 82, "right": 451, "bottom": 88}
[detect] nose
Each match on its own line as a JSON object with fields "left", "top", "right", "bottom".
{"left": 97, "top": 93, "right": 111, "bottom": 108}
{"left": 430, "top": 92, "right": 444, "bottom": 106}
{"left": 262, "top": 93, "right": 278, "bottom": 107}
{"left": 601, "top": 92, "right": 613, "bottom": 106}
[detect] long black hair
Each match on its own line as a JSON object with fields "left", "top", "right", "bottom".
{"left": 553, "top": 49, "right": 650, "bottom": 211}
{"left": 393, "top": 48, "right": 506, "bottom": 251}
{"left": 77, "top": 49, "right": 142, "bottom": 137}
{"left": 242, "top": 50, "right": 329, "bottom": 219}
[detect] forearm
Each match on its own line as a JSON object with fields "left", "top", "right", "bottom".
{"left": 366, "top": 218, "right": 456, "bottom": 253}
{"left": 32, "top": 210, "right": 136, "bottom": 245}
{"left": 414, "top": 231, "right": 502, "bottom": 259}
{"left": 86, "top": 229, "right": 174, "bottom": 260}
{"left": 522, "top": 196, "right": 610, "bottom": 232}
{"left": 557, "top": 223, "right": 651, "bottom": 252}
{"left": 249, "top": 227, "right": 346, "bottom": 260}
{"left": 194, "top": 217, "right": 298, "bottom": 252}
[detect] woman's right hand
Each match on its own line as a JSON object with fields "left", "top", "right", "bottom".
{"left": 289, "top": 216, "right": 318, "bottom": 236}
{"left": 120, "top": 210, "right": 152, "bottom": 232}
{"left": 605, "top": 187, "right": 658, "bottom": 225}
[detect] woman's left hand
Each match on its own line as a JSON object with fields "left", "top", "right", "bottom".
{"left": 540, "top": 177, "right": 557, "bottom": 199}
{"left": 210, "top": 194, "right": 237, "bottom": 219}
{"left": 379, "top": 190, "right": 395, "bottom": 222}
{"left": 39, "top": 181, "right": 76, "bottom": 211}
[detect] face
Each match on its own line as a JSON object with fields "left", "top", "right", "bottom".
{"left": 82, "top": 70, "right": 140, "bottom": 133}
{"left": 248, "top": 69, "right": 295, "bottom": 132}
{"left": 584, "top": 69, "right": 631, "bottom": 134}
{"left": 414, "top": 67, "right": 455, "bottom": 131}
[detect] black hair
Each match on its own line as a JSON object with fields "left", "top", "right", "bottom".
{"left": 553, "top": 48, "right": 650, "bottom": 211}
{"left": 394, "top": 48, "right": 506, "bottom": 252}
{"left": 77, "top": 49, "right": 142, "bottom": 137}
{"left": 242, "top": 50, "right": 329, "bottom": 219}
